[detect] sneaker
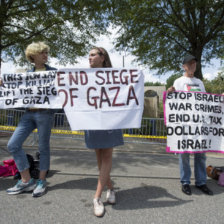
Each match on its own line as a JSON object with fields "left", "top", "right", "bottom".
{"left": 32, "top": 179, "right": 47, "bottom": 197}
{"left": 93, "top": 198, "right": 105, "bottom": 217}
{"left": 7, "top": 178, "right": 36, "bottom": 195}
{"left": 106, "top": 189, "right": 116, "bottom": 204}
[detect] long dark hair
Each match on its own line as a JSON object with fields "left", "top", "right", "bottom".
{"left": 91, "top": 47, "right": 112, "bottom": 68}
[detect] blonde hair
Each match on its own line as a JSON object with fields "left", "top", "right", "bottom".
{"left": 25, "top": 41, "right": 50, "bottom": 62}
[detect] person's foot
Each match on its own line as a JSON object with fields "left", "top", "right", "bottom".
{"left": 196, "top": 184, "right": 213, "bottom": 195}
{"left": 106, "top": 189, "right": 116, "bottom": 204}
{"left": 6, "top": 178, "right": 36, "bottom": 195}
{"left": 93, "top": 198, "right": 105, "bottom": 217}
{"left": 182, "top": 184, "right": 192, "bottom": 195}
{"left": 32, "top": 179, "right": 47, "bottom": 197}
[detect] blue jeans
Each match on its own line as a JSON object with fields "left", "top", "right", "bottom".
{"left": 179, "top": 153, "right": 207, "bottom": 186}
{"left": 7, "top": 110, "right": 54, "bottom": 172}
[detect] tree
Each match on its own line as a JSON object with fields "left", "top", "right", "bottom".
{"left": 203, "top": 55, "right": 224, "bottom": 94}
{"left": 165, "top": 73, "right": 182, "bottom": 89}
{"left": 0, "top": 0, "right": 109, "bottom": 72}
{"left": 203, "top": 73, "right": 224, "bottom": 94}
{"left": 144, "top": 81, "right": 164, "bottom": 86}
{"left": 110, "top": 0, "right": 224, "bottom": 80}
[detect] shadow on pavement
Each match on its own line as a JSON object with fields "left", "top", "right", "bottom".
{"left": 191, "top": 179, "right": 224, "bottom": 196}
{"left": 48, "top": 177, "right": 98, "bottom": 192}
{"left": 50, "top": 150, "right": 179, "bottom": 173}
{"left": 112, "top": 184, "right": 192, "bottom": 210}
{"left": 48, "top": 178, "right": 192, "bottom": 210}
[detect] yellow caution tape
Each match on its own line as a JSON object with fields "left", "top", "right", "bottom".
{"left": 0, "top": 125, "right": 83, "bottom": 135}
{"left": 51, "top": 129, "right": 84, "bottom": 135}
{"left": 0, "top": 125, "right": 17, "bottom": 132}
{"left": 123, "top": 134, "right": 167, "bottom": 139}
{"left": 0, "top": 125, "right": 167, "bottom": 139}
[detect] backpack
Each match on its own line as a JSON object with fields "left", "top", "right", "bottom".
{"left": 14, "top": 154, "right": 40, "bottom": 179}
{"left": 0, "top": 159, "right": 18, "bottom": 177}
{"left": 206, "top": 165, "right": 224, "bottom": 180}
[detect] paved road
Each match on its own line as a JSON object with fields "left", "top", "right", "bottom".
{"left": 0, "top": 136, "right": 224, "bottom": 224}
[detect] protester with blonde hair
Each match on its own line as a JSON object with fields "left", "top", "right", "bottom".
{"left": 6, "top": 41, "right": 56, "bottom": 197}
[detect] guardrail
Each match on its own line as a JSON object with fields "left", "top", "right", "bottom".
{"left": 0, "top": 109, "right": 167, "bottom": 145}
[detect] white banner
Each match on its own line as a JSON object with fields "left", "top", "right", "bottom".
{"left": 56, "top": 68, "right": 144, "bottom": 130}
{"left": 163, "top": 91, "right": 224, "bottom": 153}
{"left": 0, "top": 71, "right": 62, "bottom": 109}
{"left": 0, "top": 68, "right": 144, "bottom": 130}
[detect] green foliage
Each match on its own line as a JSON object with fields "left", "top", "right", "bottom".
{"left": 110, "top": 0, "right": 224, "bottom": 80}
{"left": 0, "top": 0, "right": 110, "bottom": 68}
{"left": 203, "top": 73, "right": 224, "bottom": 94}
{"left": 165, "top": 73, "right": 182, "bottom": 89}
{"left": 144, "top": 81, "right": 164, "bottom": 86}
{"left": 158, "top": 101, "right": 164, "bottom": 118}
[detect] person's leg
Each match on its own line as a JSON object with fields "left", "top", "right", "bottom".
{"left": 194, "top": 153, "right": 207, "bottom": 186}
{"left": 194, "top": 153, "right": 213, "bottom": 195}
{"left": 35, "top": 111, "right": 54, "bottom": 180}
{"left": 32, "top": 111, "right": 53, "bottom": 197}
{"left": 179, "top": 153, "right": 192, "bottom": 195}
{"left": 179, "top": 153, "right": 191, "bottom": 185}
{"left": 95, "top": 148, "right": 115, "bottom": 205}
{"left": 95, "top": 149, "right": 102, "bottom": 170}
{"left": 6, "top": 112, "right": 36, "bottom": 194}
{"left": 95, "top": 149, "right": 113, "bottom": 190}
{"left": 7, "top": 112, "right": 35, "bottom": 181}
{"left": 93, "top": 148, "right": 113, "bottom": 217}
{"left": 94, "top": 148, "right": 113, "bottom": 199}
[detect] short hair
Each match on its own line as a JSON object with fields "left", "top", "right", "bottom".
{"left": 91, "top": 47, "right": 112, "bottom": 68}
{"left": 25, "top": 41, "right": 50, "bottom": 63}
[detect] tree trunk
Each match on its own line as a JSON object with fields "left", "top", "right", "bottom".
{"left": 194, "top": 51, "right": 203, "bottom": 80}
{"left": 195, "top": 60, "right": 203, "bottom": 80}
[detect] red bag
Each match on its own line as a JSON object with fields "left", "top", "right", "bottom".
{"left": 0, "top": 159, "right": 18, "bottom": 177}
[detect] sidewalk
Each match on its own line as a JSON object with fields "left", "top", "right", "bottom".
{"left": 0, "top": 135, "right": 224, "bottom": 224}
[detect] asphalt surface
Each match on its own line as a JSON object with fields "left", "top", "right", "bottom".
{"left": 0, "top": 134, "right": 224, "bottom": 224}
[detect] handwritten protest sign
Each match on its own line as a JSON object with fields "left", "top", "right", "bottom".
{"left": 0, "top": 68, "right": 144, "bottom": 130}
{"left": 163, "top": 91, "right": 224, "bottom": 153}
{"left": 56, "top": 68, "right": 144, "bottom": 130}
{"left": 0, "top": 71, "right": 62, "bottom": 109}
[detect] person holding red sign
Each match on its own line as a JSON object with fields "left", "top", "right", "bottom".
{"left": 168, "top": 54, "right": 213, "bottom": 196}
{"left": 85, "top": 47, "right": 124, "bottom": 217}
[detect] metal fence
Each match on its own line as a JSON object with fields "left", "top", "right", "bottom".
{"left": 0, "top": 109, "right": 167, "bottom": 145}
